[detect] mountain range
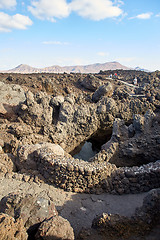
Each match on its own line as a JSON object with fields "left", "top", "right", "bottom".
{"left": 2, "top": 61, "right": 132, "bottom": 74}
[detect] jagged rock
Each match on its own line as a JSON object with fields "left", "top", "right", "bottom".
{"left": 135, "top": 188, "right": 160, "bottom": 223}
{"left": 42, "top": 78, "right": 55, "bottom": 93}
{"left": 8, "top": 123, "right": 33, "bottom": 138}
{"left": 81, "top": 74, "right": 102, "bottom": 91}
{"left": 35, "top": 216, "right": 74, "bottom": 240}
{"left": 58, "top": 101, "right": 75, "bottom": 123}
{"left": 92, "top": 82, "right": 113, "bottom": 102}
{"left": 103, "top": 110, "right": 160, "bottom": 167}
{"left": 156, "top": 92, "right": 160, "bottom": 100}
{"left": 0, "top": 213, "right": 28, "bottom": 240}
{"left": 0, "top": 153, "right": 16, "bottom": 174}
{"left": 19, "top": 91, "right": 53, "bottom": 127}
{"left": 0, "top": 139, "right": 4, "bottom": 148}
{"left": 0, "top": 192, "right": 58, "bottom": 233}
{"left": 50, "top": 95, "right": 64, "bottom": 107}
{"left": 133, "top": 114, "right": 144, "bottom": 132}
{"left": 0, "top": 81, "right": 26, "bottom": 118}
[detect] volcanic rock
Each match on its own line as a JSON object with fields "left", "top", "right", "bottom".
{"left": 0, "top": 213, "right": 28, "bottom": 240}
{"left": 81, "top": 74, "right": 101, "bottom": 91}
{"left": 0, "top": 81, "right": 26, "bottom": 119}
{"left": 77, "top": 189, "right": 160, "bottom": 240}
{"left": 19, "top": 91, "right": 53, "bottom": 127}
{"left": 0, "top": 153, "right": 16, "bottom": 174}
{"left": 0, "top": 192, "right": 58, "bottom": 233}
{"left": 17, "top": 142, "right": 64, "bottom": 171}
{"left": 35, "top": 215, "right": 74, "bottom": 240}
{"left": 92, "top": 82, "right": 113, "bottom": 102}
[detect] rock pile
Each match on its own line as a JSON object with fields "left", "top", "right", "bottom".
{"left": 0, "top": 192, "right": 74, "bottom": 239}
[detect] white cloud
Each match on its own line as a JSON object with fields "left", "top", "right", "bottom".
{"left": 156, "top": 13, "right": 160, "bottom": 17}
{"left": 0, "top": 12, "right": 33, "bottom": 32}
{"left": 28, "top": 0, "right": 123, "bottom": 21}
{"left": 97, "top": 51, "right": 109, "bottom": 56}
{"left": 129, "top": 12, "right": 153, "bottom": 20}
{"left": 28, "top": 0, "right": 70, "bottom": 21}
{"left": 0, "top": 0, "right": 16, "bottom": 9}
{"left": 114, "top": 0, "right": 124, "bottom": 6}
{"left": 42, "top": 41, "right": 69, "bottom": 45}
{"left": 69, "top": 0, "right": 123, "bottom": 20}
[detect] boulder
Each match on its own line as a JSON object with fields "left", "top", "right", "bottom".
{"left": 0, "top": 81, "right": 26, "bottom": 118}
{"left": 42, "top": 78, "right": 55, "bottom": 93}
{"left": 19, "top": 91, "right": 53, "bottom": 127}
{"left": 35, "top": 216, "right": 74, "bottom": 240}
{"left": 50, "top": 95, "right": 64, "bottom": 107}
{"left": 0, "top": 213, "right": 28, "bottom": 240}
{"left": 81, "top": 74, "right": 101, "bottom": 91}
{"left": 92, "top": 83, "right": 113, "bottom": 102}
{"left": 0, "top": 192, "right": 58, "bottom": 232}
{"left": 0, "top": 153, "right": 16, "bottom": 174}
{"left": 135, "top": 188, "right": 160, "bottom": 223}
{"left": 17, "top": 142, "right": 64, "bottom": 171}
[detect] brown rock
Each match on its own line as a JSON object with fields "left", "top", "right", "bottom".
{"left": 0, "top": 213, "right": 28, "bottom": 240}
{"left": 0, "top": 192, "right": 58, "bottom": 232}
{"left": 0, "top": 153, "right": 16, "bottom": 174}
{"left": 81, "top": 74, "right": 101, "bottom": 91}
{"left": 35, "top": 215, "right": 74, "bottom": 240}
{"left": 0, "top": 81, "right": 26, "bottom": 118}
{"left": 17, "top": 142, "right": 64, "bottom": 171}
{"left": 92, "top": 82, "right": 113, "bottom": 103}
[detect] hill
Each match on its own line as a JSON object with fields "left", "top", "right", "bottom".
{"left": 3, "top": 61, "right": 131, "bottom": 74}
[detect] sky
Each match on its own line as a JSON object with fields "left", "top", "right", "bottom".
{"left": 0, "top": 0, "right": 160, "bottom": 71}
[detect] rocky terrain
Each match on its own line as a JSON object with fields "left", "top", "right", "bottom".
{"left": 0, "top": 69, "right": 160, "bottom": 239}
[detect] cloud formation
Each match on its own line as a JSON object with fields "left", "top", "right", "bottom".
{"left": 42, "top": 41, "right": 69, "bottom": 45}
{"left": 0, "top": 12, "right": 33, "bottom": 32}
{"left": 69, "top": 0, "right": 123, "bottom": 20}
{"left": 129, "top": 12, "right": 153, "bottom": 20}
{"left": 28, "top": 0, "right": 123, "bottom": 21}
{"left": 0, "top": 0, "right": 16, "bottom": 9}
{"left": 28, "top": 0, "right": 70, "bottom": 21}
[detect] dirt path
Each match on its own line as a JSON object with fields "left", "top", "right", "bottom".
{"left": 0, "top": 176, "right": 148, "bottom": 237}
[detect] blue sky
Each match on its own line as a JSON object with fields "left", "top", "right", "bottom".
{"left": 0, "top": 0, "right": 160, "bottom": 71}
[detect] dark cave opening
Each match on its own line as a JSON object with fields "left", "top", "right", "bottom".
{"left": 70, "top": 129, "right": 112, "bottom": 161}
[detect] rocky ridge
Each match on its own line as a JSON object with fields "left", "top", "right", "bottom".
{"left": 3, "top": 61, "right": 131, "bottom": 74}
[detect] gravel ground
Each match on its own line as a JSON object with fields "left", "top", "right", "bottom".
{"left": 0, "top": 176, "right": 148, "bottom": 237}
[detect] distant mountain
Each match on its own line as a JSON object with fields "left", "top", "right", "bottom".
{"left": 135, "top": 66, "right": 150, "bottom": 72}
{"left": 2, "top": 61, "right": 131, "bottom": 74}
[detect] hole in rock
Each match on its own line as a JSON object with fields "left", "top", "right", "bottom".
{"left": 109, "top": 153, "right": 159, "bottom": 168}
{"left": 70, "top": 129, "right": 112, "bottom": 161}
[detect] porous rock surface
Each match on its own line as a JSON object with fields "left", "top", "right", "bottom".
{"left": 0, "top": 192, "right": 58, "bottom": 232}
{"left": 35, "top": 215, "right": 74, "bottom": 240}
{"left": 0, "top": 153, "right": 16, "bottom": 174}
{"left": 0, "top": 213, "right": 28, "bottom": 240}
{"left": 15, "top": 109, "right": 160, "bottom": 195}
{"left": 0, "top": 81, "right": 26, "bottom": 120}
